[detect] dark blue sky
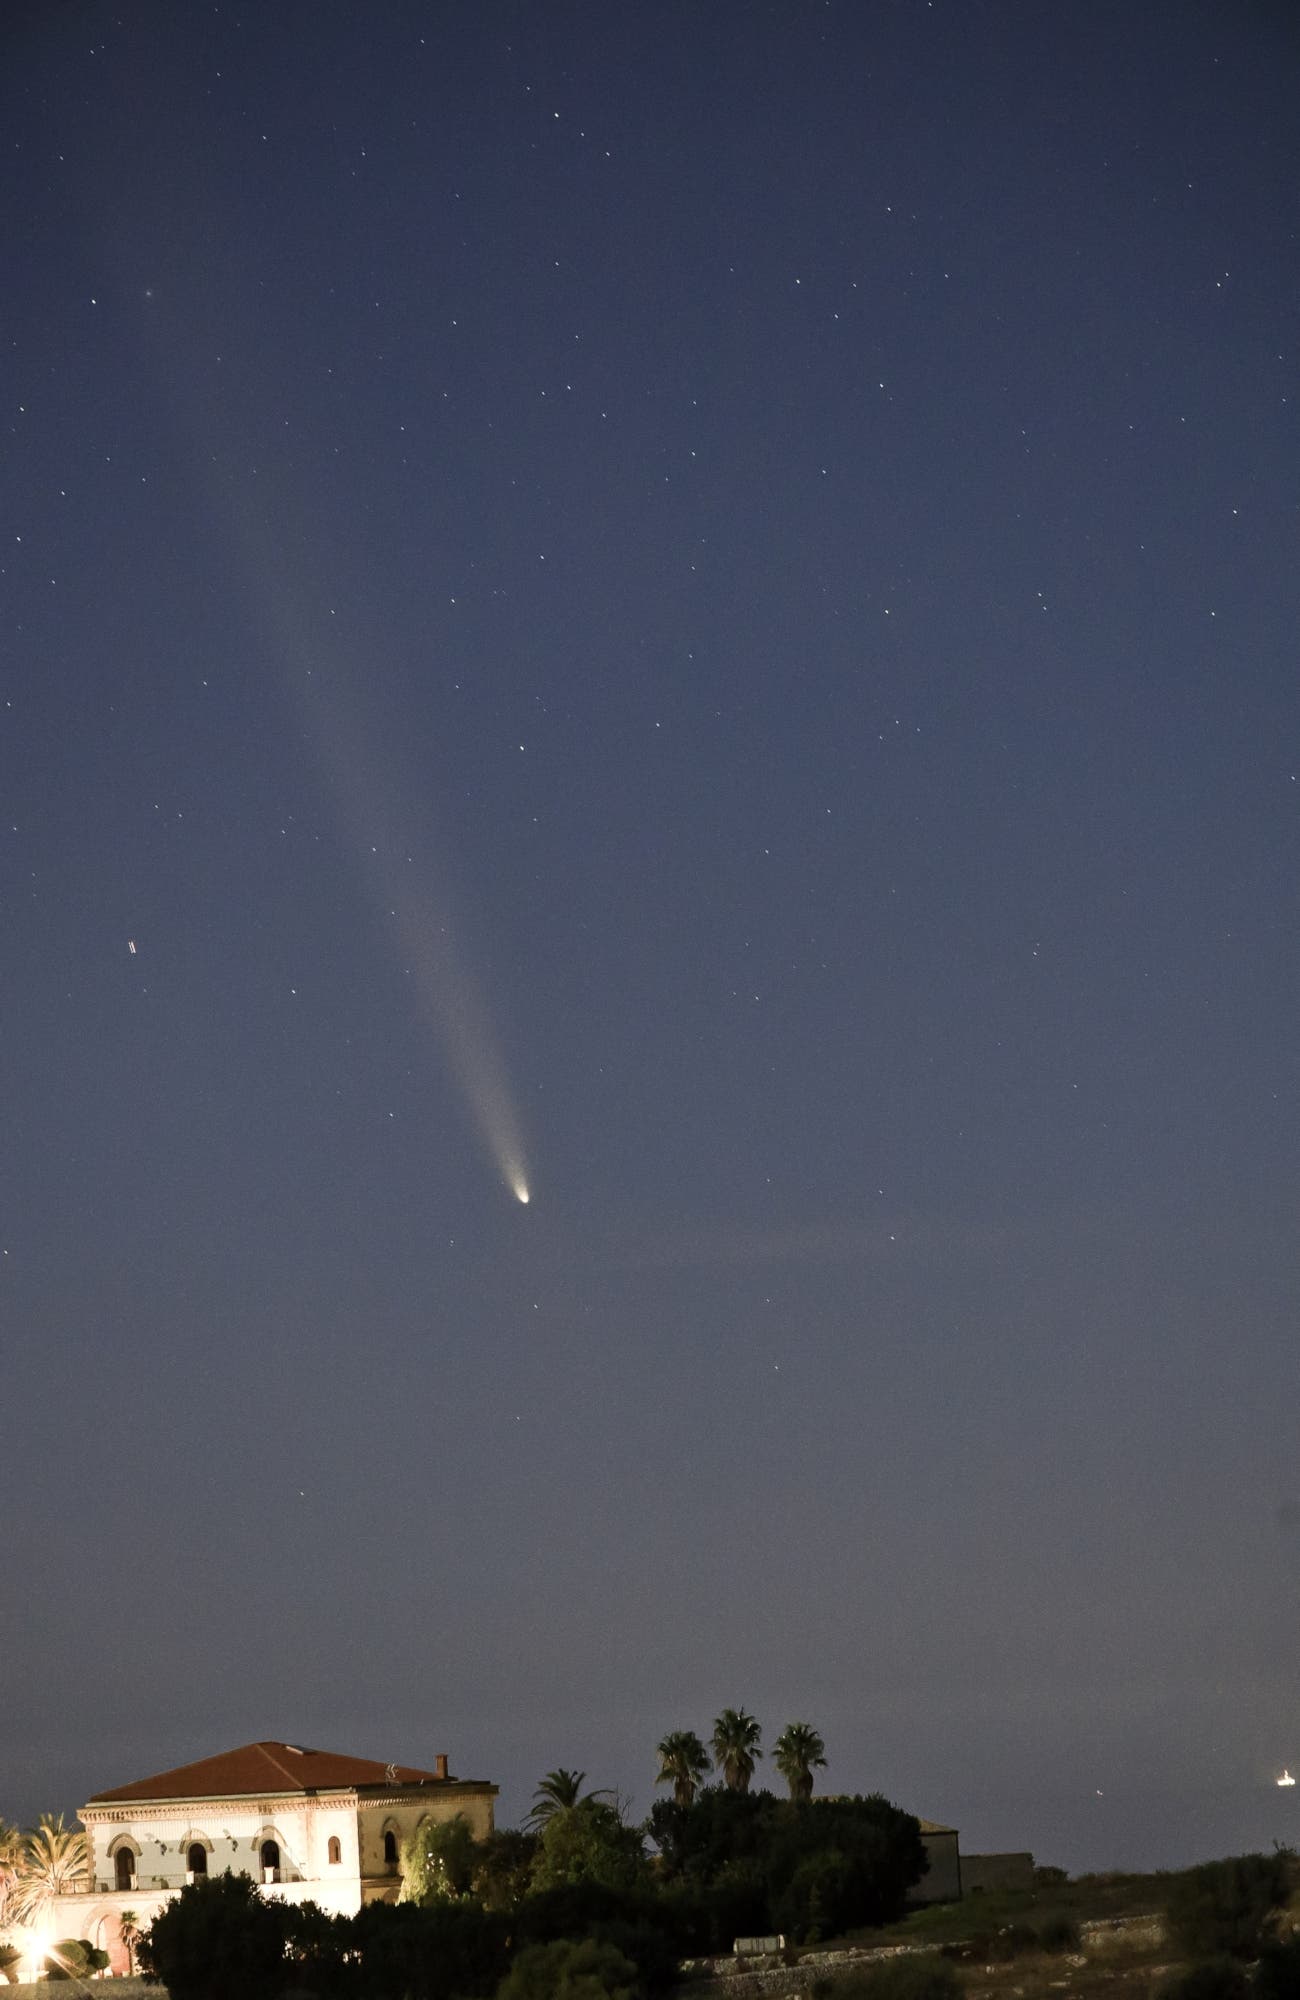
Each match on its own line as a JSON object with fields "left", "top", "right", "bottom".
{"left": 4, "top": 0, "right": 1298, "bottom": 1873}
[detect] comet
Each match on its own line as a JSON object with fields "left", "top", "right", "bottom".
{"left": 293, "top": 675, "right": 533, "bottom": 1207}
{"left": 153, "top": 346, "right": 534, "bottom": 1205}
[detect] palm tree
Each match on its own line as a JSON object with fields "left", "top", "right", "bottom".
{"left": 524, "top": 1768, "right": 608, "bottom": 1831}
{"left": 773, "top": 1722, "right": 826, "bottom": 1802}
{"left": 118, "top": 1910, "right": 143, "bottom": 1975}
{"left": 711, "top": 1708, "right": 762, "bottom": 1793}
{"left": 0, "top": 1818, "right": 23, "bottom": 1927}
{"left": 11, "top": 1813, "right": 90, "bottom": 1924}
{"left": 654, "top": 1730, "right": 711, "bottom": 1808}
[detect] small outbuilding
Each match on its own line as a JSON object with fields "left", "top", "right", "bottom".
{"left": 913, "top": 1817, "right": 962, "bottom": 1904}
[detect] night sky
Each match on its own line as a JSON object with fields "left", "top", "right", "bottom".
{"left": 4, "top": 1, "right": 1298, "bottom": 1876}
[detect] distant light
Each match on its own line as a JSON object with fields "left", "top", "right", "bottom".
{"left": 1279, "top": 1770, "right": 1296, "bottom": 1787}
{"left": 127, "top": 939, "right": 137, "bottom": 955}
{"left": 516, "top": 1185, "right": 530, "bottom": 1205}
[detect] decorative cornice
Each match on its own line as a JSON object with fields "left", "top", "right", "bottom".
{"left": 83, "top": 1796, "right": 348, "bottom": 1825}
{"left": 83, "top": 1782, "right": 494, "bottom": 1827}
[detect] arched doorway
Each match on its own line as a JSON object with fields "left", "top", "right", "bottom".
{"left": 260, "top": 1838, "right": 280, "bottom": 1882}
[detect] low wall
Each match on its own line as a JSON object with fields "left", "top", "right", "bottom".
{"left": 4, "top": 1986, "right": 158, "bottom": 1999}
{"left": 681, "top": 1939, "right": 938, "bottom": 1999}
{"left": 1081, "top": 1914, "right": 1166, "bottom": 1950}
{"left": 679, "top": 1914, "right": 1168, "bottom": 2000}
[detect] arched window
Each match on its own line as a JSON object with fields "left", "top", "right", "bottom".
{"left": 115, "top": 1847, "right": 136, "bottom": 1891}
{"left": 327, "top": 1836, "right": 342, "bottom": 1865}
{"left": 187, "top": 1842, "right": 207, "bottom": 1876}
{"left": 260, "top": 1839, "right": 280, "bottom": 1881}
{"left": 383, "top": 1829, "right": 398, "bottom": 1869}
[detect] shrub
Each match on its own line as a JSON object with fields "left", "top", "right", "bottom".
{"left": 516, "top": 1881, "right": 686, "bottom": 1994}
{"left": 531, "top": 1805, "right": 647, "bottom": 1896}
{"left": 824, "top": 1954, "right": 962, "bottom": 2000}
{"left": 45, "top": 1938, "right": 106, "bottom": 1980}
{"left": 1166, "top": 1855, "right": 1291, "bottom": 1961}
{"left": 1036, "top": 1916, "right": 1081, "bottom": 1954}
{"left": 498, "top": 1938, "right": 639, "bottom": 2000}
{"left": 1255, "top": 1937, "right": 1300, "bottom": 2000}
{"left": 990, "top": 1924, "right": 1040, "bottom": 1962}
{"left": 945, "top": 1931, "right": 1003, "bottom": 1965}
{"left": 138, "top": 1871, "right": 292, "bottom": 2000}
{"left": 1155, "top": 1958, "right": 1250, "bottom": 2000}
{"left": 696, "top": 1858, "right": 769, "bottom": 1952}
{"left": 1034, "top": 1865, "right": 1069, "bottom": 1886}
{"left": 402, "top": 1812, "right": 479, "bottom": 1902}
{"left": 346, "top": 1899, "right": 511, "bottom": 2000}
{"left": 772, "top": 1848, "right": 856, "bottom": 1941}
{"left": 941, "top": 1923, "right": 1057, "bottom": 1966}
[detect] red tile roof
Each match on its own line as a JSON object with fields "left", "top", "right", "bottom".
{"left": 86, "top": 1741, "right": 482, "bottom": 1805}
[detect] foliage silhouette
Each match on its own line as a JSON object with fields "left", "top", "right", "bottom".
{"left": 1155, "top": 1960, "right": 1251, "bottom": 2000}
{"left": 711, "top": 1711, "right": 763, "bottom": 1794}
{"left": 527, "top": 1771, "right": 609, "bottom": 1832}
{"left": 773, "top": 1724, "right": 827, "bottom": 1803}
{"left": 401, "top": 1812, "right": 479, "bottom": 1903}
{"left": 655, "top": 1732, "right": 712, "bottom": 1809}
{"left": 1164, "top": 1854, "right": 1290, "bottom": 1961}
{"left": 499, "top": 1937, "right": 638, "bottom": 2000}
{"left": 138, "top": 1870, "right": 290, "bottom": 2000}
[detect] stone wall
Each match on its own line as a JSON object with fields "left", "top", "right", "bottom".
{"left": 681, "top": 1938, "right": 939, "bottom": 2000}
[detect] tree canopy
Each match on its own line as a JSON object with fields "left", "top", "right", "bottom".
{"left": 530, "top": 1801, "right": 647, "bottom": 1897}
{"left": 401, "top": 1812, "right": 479, "bottom": 1903}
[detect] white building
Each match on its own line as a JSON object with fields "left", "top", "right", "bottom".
{"left": 48, "top": 1738, "right": 497, "bottom": 1977}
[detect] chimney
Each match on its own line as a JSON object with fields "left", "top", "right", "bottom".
{"left": 435, "top": 1753, "right": 449, "bottom": 1781}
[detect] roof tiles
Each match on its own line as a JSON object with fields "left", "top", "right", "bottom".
{"left": 87, "top": 1740, "right": 468, "bottom": 1804}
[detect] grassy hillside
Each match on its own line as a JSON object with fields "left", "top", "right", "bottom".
{"left": 871, "top": 1869, "right": 1178, "bottom": 1947}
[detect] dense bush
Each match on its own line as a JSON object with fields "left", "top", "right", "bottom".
{"left": 1255, "top": 1937, "right": 1300, "bottom": 2000}
{"left": 139, "top": 1870, "right": 291, "bottom": 2000}
{"left": 475, "top": 1828, "right": 541, "bottom": 1909}
{"left": 1156, "top": 1958, "right": 1251, "bottom": 2000}
{"left": 772, "top": 1849, "right": 858, "bottom": 1941}
{"left": 498, "top": 1938, "right": 638, "bottom": 2000}
{"left": 402, "top": 1812, "right": 480, "bottom": 1902}
{"left": 1036, "top": 1915, "right": 1081, "bottom": 1954}
{"left": 1165, "top": 1855, "right": 1291, "bottom": 1961}
{"left": 344, "top": 1898, "right": 511, "bottom": 2000}
{"left": 516, "top": 1880, "right": 689, "bottom": 1992}
{"left": 45, "top": 1937, "right": 107, "bottom": 1980}
{"left": 648, "top": 1787, "right": 927, "bottom": 1944}
{"left": 531, "top": 1805, "right": 647, "bottom": 1896}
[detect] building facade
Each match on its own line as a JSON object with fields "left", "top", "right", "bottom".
{"left": 914, "top": 1818, "right": 962, "bottom": 1903}
{"left": 45, "top": 1739, "right": 497, "bottom": 1978}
